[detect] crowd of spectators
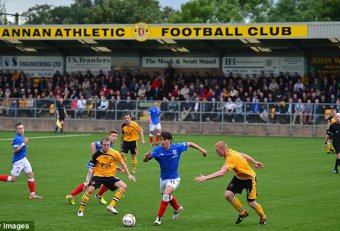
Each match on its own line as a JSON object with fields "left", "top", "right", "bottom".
{"left": 0, "top": 65, "right": 339, "bottom": 125}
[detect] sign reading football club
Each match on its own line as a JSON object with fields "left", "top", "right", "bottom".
{"left": 0, "top": 24, "right": 308, "bottom": 41}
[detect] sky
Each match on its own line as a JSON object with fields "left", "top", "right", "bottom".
{"left": 5, "top": 0, "right": 190, "bottom": 14}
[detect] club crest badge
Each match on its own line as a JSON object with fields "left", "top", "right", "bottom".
{"left": 133, "top": 22, "right": 150, "bottom": 42}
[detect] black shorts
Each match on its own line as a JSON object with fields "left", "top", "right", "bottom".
{"left": 90, "top": 176, "right": 120, "bottom": 191}
{"left": 59, "top": 115, "right": 65, "bottom": 121}
{"left": 121, "top": 141, "right": 137, "bottom": 155}
{"left": 226, "top": 176, "right": 257, "bottom": 201}
{"left": 334, "top": 145, "right": 340, "bottom": 153}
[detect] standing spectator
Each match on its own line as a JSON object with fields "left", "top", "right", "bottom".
{"left": 233, "top": 97, "right": 243, "bottom": 122}
{"left": 303, "top": 99, "right": 313, "bottom": 125}
{"left": 164, "top": 63, "right": 175, "bottom": 95}
{"left": 76, "top": 95, "right": 87, "bottom": 118}
{"left": 97, "top": 95, "right": 109, "bottom": 119}
{"left": 143, "top": 131, "right": 207, "bottom": 226}
{"left": 25, "top": 94, "right": 35, "bottom": 117}
{"left": 0, "top": 122, "right": 42, "bottom": 199}
{"left": 292, "top": 98, "right": 305, "bottom": 125}
{"left": 225, "top": 97, "right": 235, "bottom": 122}
{"left": 195, "top": 141, "right": 266, "bottom": 225}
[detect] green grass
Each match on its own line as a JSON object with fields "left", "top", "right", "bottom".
{"left": 0, "top": 131, "right": 339, "bottom": 231}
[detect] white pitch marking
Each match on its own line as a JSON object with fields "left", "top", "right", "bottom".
{"left": 0, "top": 134, "right": 91, "bottom": 141}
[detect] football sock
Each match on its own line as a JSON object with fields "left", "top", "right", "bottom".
{"left": 230, "top": 196, "right": 246, "bottom": 215}
{"left": 79, "top": 191, "right": 91, "bottom": 212}
{"left": 335, "top": 158, "right": 340, "bottom": 170}
{"left": 55, "top": 127, "right": 58, "bottom": 132}
{"left": 155, "top": 133, "right": 160, "bottom": 144}
{"left": 97, "top": 185, "right": 108, "bottom": 197}
{"left": 61, "top": 128, "right": 63, "bottom": 133}
{"left": 157, "top": 200, "right": 169, "bottom": 218}
{"left": 122, "top": 155, "right": 128, "bottom": 164}
{"left": 169, "top": 196, "right": 180, "bottom": 210}
{"left": 132, "top": 158, "right": 137, "bottom": 172}
{"left": 252, "top": 202, "right": 266, "bottom": 218}
{"left": 27, "top": 178, "right": 35, "bottom": 193}
{"left": 70, "top": 183, "right": 86, "bottom": 197}
{"left": 0, "top": 175, "right": 11, "bottom": 182}
{"left": 109, "top": 188, "right": 125, "bottom": 207}
{"left": 149, "top": 135, "right": 153, "bottom": 144}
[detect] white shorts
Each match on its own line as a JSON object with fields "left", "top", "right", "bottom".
{"left": 160, "top": 177, "right": 180, "bottom": 193}
{"left": 149, "top": 123, "right": 162, "bottom": 132}
{"left": 11, "top": 157, "right": 33, "bottom": 176}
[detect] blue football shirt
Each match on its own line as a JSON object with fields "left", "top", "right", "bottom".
{"left": 149, "top": 106, "right": 160, "bottom": 124}
{"left": 12, "top": 133, "right": 26, "bottom": 163}
{"left": 150, "top": 142, "right": 189, "bottom": 180}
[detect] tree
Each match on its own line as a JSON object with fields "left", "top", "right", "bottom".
{"left": 268, "top": 0, "right": 340, "bottom": 22}
{"left": 167, "top": 0, "right": 272, "bottom": 23}
{"left": 21, "top": 4, "right": 55, "bottom": 24}
{"left": 0, "top": 0, "right": 7, "bottom": 24}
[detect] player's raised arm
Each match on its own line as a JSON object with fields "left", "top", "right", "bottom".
{"left": 239, "top": 153, "right": 264, "bottom": 169}
{"left": 187, "top": 142, "right": 207, "bottom": 157}
{"left": 195, "top": 165, "right": 229, "bottom": 182}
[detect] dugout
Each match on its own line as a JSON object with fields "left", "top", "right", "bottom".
{"left": 0, "top": 22, "right": 340, "bottom": 77}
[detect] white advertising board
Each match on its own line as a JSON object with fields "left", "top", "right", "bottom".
{"left": 142, "top": 57, "right": 219, "bottom": 68}
{"left": 66, "top": 56, "right": 111, "bottom": 74}
{"left": 0, "top": 56, "right": 63, "bottom": 77}
{"left": 223, "top": 56, "right": 305, "bottom": 77}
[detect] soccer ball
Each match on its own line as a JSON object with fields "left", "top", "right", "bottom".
{"left": 122, "top": 214, "right": 136, "bottom": 227}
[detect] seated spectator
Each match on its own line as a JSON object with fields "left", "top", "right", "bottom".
{"left": 160, "top": 97, "right": 169, "bottom": 120}
{"left": 192, "top": 96, "right": 201, "bottom": 121}
{"left": 167, "top": 96, "right": 178, "bottom": 121}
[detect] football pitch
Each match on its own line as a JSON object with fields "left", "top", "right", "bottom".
{"left": 0, "top": 131, "right": 339, "bottom": 231}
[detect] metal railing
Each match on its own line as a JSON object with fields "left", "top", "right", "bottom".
{"left": 0, "top": 98, "right": 337, "bottom": 135}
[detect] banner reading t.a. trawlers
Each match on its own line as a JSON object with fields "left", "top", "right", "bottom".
{"left": 0, "top": 23, "right": 308, "bottom": 41}
{"left": 66, "top": 56, "right": 111, "bottom": 74}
